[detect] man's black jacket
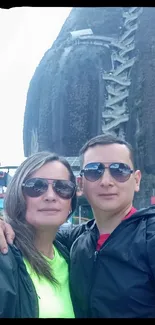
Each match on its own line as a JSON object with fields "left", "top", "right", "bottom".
{"left": 57, "top": 206, "right": 155, "bottom": 318}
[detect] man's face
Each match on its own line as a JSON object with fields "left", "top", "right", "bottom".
{"left": 81, "top": 144, "right": 141, "bottom": 214}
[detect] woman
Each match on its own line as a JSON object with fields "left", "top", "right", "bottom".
{"left": 0, "top": 151, "right": 77, "bottom": 318}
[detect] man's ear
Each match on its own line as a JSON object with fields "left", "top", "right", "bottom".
{"left": 76, "top": 176, "right": 84, "bottom": 196}
{"left": 134, "top": 170, "right": 141, "bottom": 193}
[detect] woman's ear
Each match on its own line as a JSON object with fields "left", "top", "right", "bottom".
{"left": 76, "top": 176, "right": 83, "bottom": 196}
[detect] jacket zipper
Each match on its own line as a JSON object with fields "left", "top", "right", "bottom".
{"left": 88, "top": 231, "right": 116, "bottom": 316}
{"left": 87, "top": 249, "right": 100, "bottom": 317}
{"left": 94, "top": 250, "right": 98, "bottom": 262}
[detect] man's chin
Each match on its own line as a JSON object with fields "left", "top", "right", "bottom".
{"left": 93, "top": 202, "right": 119, "bottom": 212}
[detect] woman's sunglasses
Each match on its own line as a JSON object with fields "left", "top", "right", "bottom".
{"left": 80, "top": 162, "right": 134, "bottom": 183}
{"left": 22, "top": 178, "right": 76, "bottom": 199}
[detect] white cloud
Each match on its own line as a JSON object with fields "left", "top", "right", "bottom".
{"left": 0, "top": 7, "right": 71, "bottom": 166}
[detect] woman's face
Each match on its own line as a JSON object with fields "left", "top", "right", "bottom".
{"left": 24, "top": 161, "right": 72, "bottom": 230}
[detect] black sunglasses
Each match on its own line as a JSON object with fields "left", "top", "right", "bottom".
{"left": 22, "top": 178, "right": 76, "bottom": 199}
{"left": 80, "top": 162, "right": 134, "bottom": 183}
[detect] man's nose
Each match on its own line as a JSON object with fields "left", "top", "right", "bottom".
{"left": 100, "top": 168, "right": 114, "bottom": 186}
{"left": 43, "top": 183, "right": 57, "bottom": 201}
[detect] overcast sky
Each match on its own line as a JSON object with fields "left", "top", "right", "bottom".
{"left": 0, "top": 7, "right": 71, "bottom": 166}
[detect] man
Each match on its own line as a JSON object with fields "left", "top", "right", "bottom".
{"left": 1, "top": 133, "right": 155, "bottom": 318}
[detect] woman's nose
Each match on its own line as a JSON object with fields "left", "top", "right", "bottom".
{"left": 43, "top": 184, "right": 57, "bottom": 201}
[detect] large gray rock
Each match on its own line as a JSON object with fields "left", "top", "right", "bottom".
{"left": 126, "top": 7, "right": 155, "bottom": 207}
{"left": 23, "top": 7, "right": 155, "bottom": 208}
{"left": 23, "top": 7, "right": 122, "bottom": 156}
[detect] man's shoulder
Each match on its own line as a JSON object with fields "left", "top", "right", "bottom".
{"left": 57, "top": 222, "right": 86, "bottom": 238}
{"left": 56, "top": 219, "right": 95, "bottom": 246}
{"left": 144, "top": 206, "right": 155, "bottom": 233}
{"left": 133, "top": 206, "right": 155, "bottom": 220}
{"left": 135, "top": 205, "right": 155, "bottom": 234}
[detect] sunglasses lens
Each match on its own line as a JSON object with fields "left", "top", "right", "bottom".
{"left": 23, "top": 178, "right": 48, "bottom": 197}
{"left": 83, "top": 163, "right": 104, "bottom": 182}
{"left": 110, "top": 163, "right": 132, "bottom": 182}
{"left": 53, "top": 180, "right": 75, "bottom": 199}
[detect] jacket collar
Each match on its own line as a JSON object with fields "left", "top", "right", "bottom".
{"left": 84, "top": 205, "right": 155, "bottom": 232}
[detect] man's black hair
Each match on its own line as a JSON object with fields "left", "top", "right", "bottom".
{"left": 79, "top": 133, "right": 135, "bottom": 168}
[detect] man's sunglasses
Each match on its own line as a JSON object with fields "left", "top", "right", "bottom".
{"left": 22, "top": 178, "right": 76, "bottom": 199}
{"left": 80, "top": 162, "right": 134, "bottom": 183}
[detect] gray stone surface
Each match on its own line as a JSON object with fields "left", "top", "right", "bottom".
{"left": 23, "top": 7, "right": 155, "bottom": 208}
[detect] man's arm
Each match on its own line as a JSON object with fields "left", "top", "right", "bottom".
{"left": 0, "top": 219, "right": 15, "bottom": 253}
{"left": 56, "top": 222, "right": 87, "bottom": 250}
{"left": 0, "top": 218, "right": 87, "bottom": 254}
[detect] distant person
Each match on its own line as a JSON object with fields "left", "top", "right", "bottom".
{"left": 0, "top": 151, "right": 76, "bottom": 318}
{"left": 1, "top": 134, "right": 155, "bottom": 318}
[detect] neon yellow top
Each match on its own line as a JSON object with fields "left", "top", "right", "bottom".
{"left": 24, "top": 246, "right": 75, "bottom": 318}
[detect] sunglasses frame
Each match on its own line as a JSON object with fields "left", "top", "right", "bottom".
{"left": 22, "top": 177, "right": 76, "bottom": 199}
{"left": 80, "top": 162, "right": 134, "bottom": 183}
